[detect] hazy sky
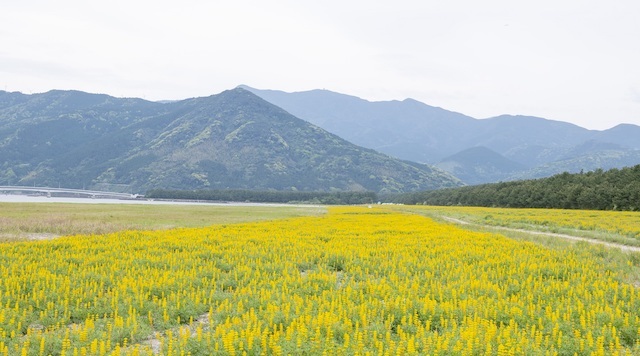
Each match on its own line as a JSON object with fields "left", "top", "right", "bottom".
{"left": 1, "top": 1, "right": 639, "bottom": 130}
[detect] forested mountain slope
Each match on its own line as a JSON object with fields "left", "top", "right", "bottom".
{"left": 393, "top": 165, "right": 640, "bottom": 211}
{"left": 0, "top": 88, "right": 461, "bottom": 193}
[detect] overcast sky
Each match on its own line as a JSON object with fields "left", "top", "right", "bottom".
{"left": 1, "top": 1, "right": 639, "bottom": 130}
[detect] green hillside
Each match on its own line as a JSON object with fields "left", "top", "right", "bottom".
{"left": 0, "top": 88, "right": 461, "bottom": 193}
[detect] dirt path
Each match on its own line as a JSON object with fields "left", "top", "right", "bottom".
{"left": 439, "top": 216, "right": 640, "bottom": 253}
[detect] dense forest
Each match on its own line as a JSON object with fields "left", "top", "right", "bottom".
{"left": 145, "top": 189, "right": 378, "bottom": 205}
{"left": 392, "top": 165, "right": 640, "bottom": 211}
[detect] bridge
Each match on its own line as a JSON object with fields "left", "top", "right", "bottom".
{"left": 0, "top": 186, "right": 141, "bottom": 199}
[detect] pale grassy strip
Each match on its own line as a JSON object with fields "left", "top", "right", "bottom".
{"left": 0, "top": 202, "right": 326, "bottom": 241}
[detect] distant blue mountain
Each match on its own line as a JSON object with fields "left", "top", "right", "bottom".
{"left": 436, "top": 146, "right": 526, "bottom": 185}
{"left": 243, "top": 85, "right": 640, "bottom": 184}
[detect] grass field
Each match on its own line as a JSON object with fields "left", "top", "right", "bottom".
{"left": 0, "top": 204, "right": 639, "bottom": 355}
{"left": 0, "top": 202, "right": 326, "bottom": 241}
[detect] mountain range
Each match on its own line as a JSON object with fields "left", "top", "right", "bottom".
{"left": 243, "top": 86, "right": 640, "bottom": 184}
{"left": 0, "top": 88, "right": 460, "bottom": 193}
{"left": 1, "top": 85, "right": 638, "bottom": 192}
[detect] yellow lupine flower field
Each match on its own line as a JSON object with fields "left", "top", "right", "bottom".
{"left": 1, "top": 207, "right": 639, "bottom": 355}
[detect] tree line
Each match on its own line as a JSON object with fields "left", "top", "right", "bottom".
{"left": 145, "top": 189, "right": 378, "bottom": 205}
{"left": 391, "top": 165, "right": 640, "bottom": 211}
